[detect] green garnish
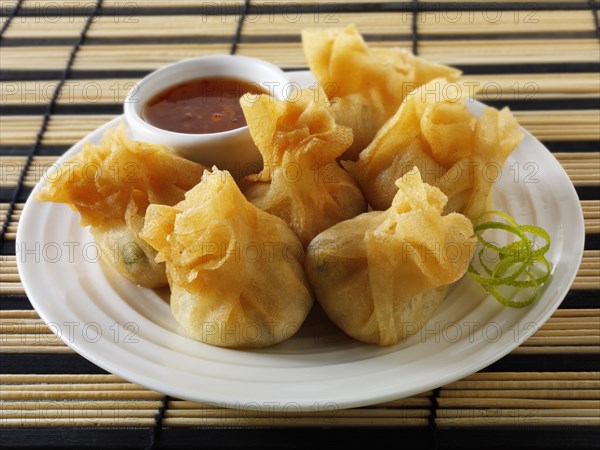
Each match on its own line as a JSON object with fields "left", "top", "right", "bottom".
{"left": 468, "top": 210, "right": 551, "bottom": 308}
{"left": 122, "top": 242, "right": 145, "bottom": 267}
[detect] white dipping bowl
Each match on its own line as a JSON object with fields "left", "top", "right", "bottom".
{"left": 123, "top": 55, "right": 290, "bottom": 179}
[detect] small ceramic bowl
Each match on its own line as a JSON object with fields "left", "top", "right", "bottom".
{"left": 123, "top": 55, "right": 290, "bottom": 179}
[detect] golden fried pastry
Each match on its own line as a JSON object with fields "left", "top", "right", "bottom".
{"left": 240, "top": 86, "right": 367, "bottom": 248}
{"left": 302, "top": 25, "right": 461, "bottom": 159}
{"left": 140, "top": 168, "right": 314, "bottom": 348}
{"left": 344, "top": 78, "right": 523, "bottom": 221}
{"left": 37, "top": 124, "right": 206, "bottom": 287}
{"left": 305, "top": 168, "right": 476, "bottom": 346}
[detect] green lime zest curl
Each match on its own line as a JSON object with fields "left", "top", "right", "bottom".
{"left": 468, "top": 210, "right": 551, "bottom": 308}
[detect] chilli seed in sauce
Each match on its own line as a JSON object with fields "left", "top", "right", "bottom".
{"left": 143, "top": 77, "right": 267, "bottom": 134}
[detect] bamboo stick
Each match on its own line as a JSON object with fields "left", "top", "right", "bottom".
{"left": 571, "top": 281, "right": 600, "bottom": 290}
{"left": 534, "top": 323, "right": 599, "bottom": 331}
{"left": 0, "top": 347, "right": 75, "bottom": 354}
{"left": 440, "top": 389, "right": 600, "bottom": 399}
{"left": 162, "top": 417, "right": 429, "bottom": 427}
{"left": 166, "top": 408, "right": 430, "bottom": 418}
{"left": 420, "top": 0, "right": 585, "bottom": 2}
{"left": 244, "top": 11, "right": 594, "bottom": 36}
{"left": 0, "top": 390, "right": 165, "bottom": 400}
{"left": 10, "top": 0, "right": 250, "bottom": 7}
{"left": 524, "top": 336, "right": 600, "bottom": 346}
{"left": 6, "top": 0, "right": 587, "bottom": 7}
{"left": 2, "top": 11, "right": 594, "bottom": 40}
{"left": 554, "top": 307, "right": 599, "bottom": 317}
{"left": 0, "top": 311, "right": 39, "bottom": 319}
{"left": 0, "top": 335, "right": 64, "bottom": 346}
{"left": 0, "top": 274, "right": 21, "bottom": 283}
{"left": 437, "top": 397, "right": 600, "bottom": 409}
{"left": 0, "top": 409, "right": 158, "bottom": 419}
{"left": 2, "top": 39, "right": 598, "bottom": 71}
{"left": 176, "top": 397, "right": 428, "bottom": 409}
{"left": 512, "top": 346, "right": 600, "bottom": 354}
{"left": 541, "top": 315, "right": 600, "bottom": 323}
{"left": 463, "top": 371, "right": 600, "bottom": 381}
{"left": 0, "top": 283, "right": 26, "bottom": 295}
{"left": 445, "top": 380, "right": 600, "bottom": 390}
{"left": 436, "top": 417, "right": 600, "bottom": 426}
{"left": 0, "top": 374, "right": 124, "bottom": 383}
{"left": 437, "top": 408, "right": 600, "bottom": 418}
{"left": 0, "top": 383, "right": 147, "bottom": 392}
{"left": 0, "top": 417, "right": 156, "bottom": 427}
{"left": 237, "top": 39, "right": 600, "bottom": 68}
{"left": 0, "top": 400, "right": 161, "bottom": 410}
{"left": 533, "top": 329, "right": 599, "bottom": 337}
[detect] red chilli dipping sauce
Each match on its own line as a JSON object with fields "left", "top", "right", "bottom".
{"left": 142, "top": 77, "right": 267, "bottom": 134}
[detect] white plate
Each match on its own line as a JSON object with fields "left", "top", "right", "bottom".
{"left": 16, "top": 71, "right": 584, "bottom": 411}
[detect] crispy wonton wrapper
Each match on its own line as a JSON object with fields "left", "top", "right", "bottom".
{"left": 305, "top": 168, "right": 476, "bottom": 346}
{"left": 302, "top": 24, "right": 461, "bottom": 160}
{"left": 239, "top": 86, "right": 367, "bottom": 248}
{"left": 36, "top": 124, "right": 206, "bottom": 288}
{"left": 344, "top": 78, "right": 524, "bottom": 221}
{"left": 140, "top": 168, "right": 314, "bottom": 348}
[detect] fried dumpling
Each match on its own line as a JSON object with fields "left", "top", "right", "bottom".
{"left": 302, "top": 24, "right": 461, "bottom": 160}
{"left": 239, "top": 86, "right": 367, "bottom": 248}
{"left": 305, "top": 168, "right": 476, "bottom": 346}
{"left": 140, "top": 168, "right": 314, "bottom": 348}
{"left": 36, "top": 124, "right": 206, "bottom": 287}
{"left": 344, "top": 78, "right": 524, "bottom": 221}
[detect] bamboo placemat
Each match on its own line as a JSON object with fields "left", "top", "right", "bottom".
{"left": 1, "top": 1, "right": 599, "bottom": 448}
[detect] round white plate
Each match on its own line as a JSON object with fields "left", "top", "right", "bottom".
{"left": 16, "top": 71, "right": 584, "bottom": 411}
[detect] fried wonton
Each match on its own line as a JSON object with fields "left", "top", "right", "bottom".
{"left": 305, "top": 168, "right": 476, "bottom": 346}
{"left": 36, "top": 124, "right": 206, "bottom": 287}
{"left": 239, "top": 86, "right": 367, "bottom": 248}
{"left": 344, "top": 78, "right": 524, "bottom": 221}
{"left": 302, "top": 24, "right": 461, "bottom": 160}
{"left": 140, "top": 168, "right": 314, "bottom": 348}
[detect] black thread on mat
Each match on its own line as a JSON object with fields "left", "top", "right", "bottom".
{"left": 147, "top": 395, "right": 170, "bottom": 450}
{"left": 589, "top": 0, "right": 600, "bottom": 40}
{"left": 0, "top": 1, "right": 103, "bottom": 244}
{"left": 428, "top": 388, "right": 440, "bottom": 450}
{"left": 230, "top": 0, "right": 250, "bottom": 55}
{"left": 411, "top": 0, "right": 419, "bottom": 55}
{"left": 0, "top": 0, "right": 23, "bottom": 39}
